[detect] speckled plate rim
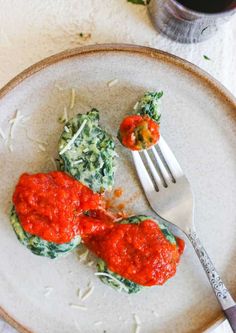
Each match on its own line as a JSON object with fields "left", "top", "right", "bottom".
{"left": 0, "top": 43, "right": 235, "bottom": 333}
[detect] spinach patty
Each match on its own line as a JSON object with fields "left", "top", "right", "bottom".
{"left": 10, "top": 207, "right": 80, "bottom": 259}
{"left": 97, "top": 258, "right": 143, "bottom": 294}
{"left": 96, "top": 215, "right": 176, "bottom": 293}
{"left": 58, "top": 109, "right": 117, "bottom": 193}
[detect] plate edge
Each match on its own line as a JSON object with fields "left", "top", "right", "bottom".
{"left": 0, "top": 307, "right": 32, "bottom": 333}
{"left": 0, "top": 44, "right": 236, "bottom": 108}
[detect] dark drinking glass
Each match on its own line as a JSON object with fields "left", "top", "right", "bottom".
{"left": 177, "top": 0, "right": 235, "bottom": 13}
{"left": 148, "top": 0, "right": 236, "bottom": 43}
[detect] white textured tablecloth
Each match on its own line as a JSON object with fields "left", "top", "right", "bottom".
{"left": 0, "top": 1, "right": 235, "bottom": 332}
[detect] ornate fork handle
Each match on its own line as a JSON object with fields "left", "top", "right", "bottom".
{"left": 188, "top": 229, "right": 236, "bottom": 332}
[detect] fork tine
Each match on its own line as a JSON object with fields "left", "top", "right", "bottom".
{"left": 132, "top": 151, "right": 155, "bottom": 194}
{"left": 151, "top": 146, "right": 172, "bottom": 184}
{"left": 143, "top": 150, "right": 163, "bottom": 188}
{"left": 158, "top": 136, "right": 184, "bottom": 179}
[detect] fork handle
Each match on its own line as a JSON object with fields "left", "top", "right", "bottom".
{"left": 188, "top": 230, "right": 236, "bottom": 332}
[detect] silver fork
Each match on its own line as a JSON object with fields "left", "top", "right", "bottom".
{"left": 132, "top": 136, "right": 236, "bottom": 332}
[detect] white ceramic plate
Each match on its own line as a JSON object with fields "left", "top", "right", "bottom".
{"left": 0, "top": 44, "right": 236, "bottom": 333}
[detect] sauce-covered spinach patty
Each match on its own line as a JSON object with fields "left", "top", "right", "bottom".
{"left": 94, "top": 215, "right": 179, "bottom": 294}
{"left": 10, "top": 207, "right": 81, "bottom": 259}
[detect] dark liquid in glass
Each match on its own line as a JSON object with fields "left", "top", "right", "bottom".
{"left": 176, "top": 0, "right": 235, "bottom": 13}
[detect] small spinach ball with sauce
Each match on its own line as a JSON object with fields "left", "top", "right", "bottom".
{"left": 10, "top": 171, "right": 102, "bottom": 259}
{"left": 118, "top": 114, "right": 160, "bottom": 151}
{"left": 58, "top": 109, "right": 117, "bottom": 193}
{"left": 87, "top": 215, "right": 184, "bottom": 294}
{"left": 118, "top": 91, "right": 163, "bottom": 151}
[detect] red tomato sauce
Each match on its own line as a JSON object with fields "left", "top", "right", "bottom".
{"left": 113, "top": 187, "right": 123, "bottom": 198}
{"left": 176, "top": 237, "right": 185, "bottom": 255}
{"left": 13, "top": 171, "right": 184, "bottom": 286}
{"left": 13, "top": 172, "right": 103, "bottom": 244}
{"left": 119, "top": 115, "right": 160, "bottom": 150}
{"left": 84, "top": 219, "right": 182, "bottom": 286}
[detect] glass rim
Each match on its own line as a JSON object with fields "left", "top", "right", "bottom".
{"left": 170, "top": 0, "right": 236, "bottom": 17}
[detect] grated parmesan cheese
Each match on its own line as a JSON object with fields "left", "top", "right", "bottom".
{"left": 87, "top": 260, "right": 94, "bottom": 267}
{"left": 38, "top": 144, "right": 46, "bottom": 152}
{"left": 133, "top": 314, "right": 141, "bottom": 325}
{"left": 107, "top": 79, "right": 119, "bottom": 87}
{"left": 63, "top": 106, "right": 68, "bottom": 121}
{"left": 133, "top": 101, "right": 139, "bottom": 111}
{"left": 44, "top": 287, "right": 53, "bottom": 297}
{"left": 0, "top": 127, "right": 6, "bottom": 140}
{"left": 77, "top": 288, "right": 82, "bottom": 299}
{"left": 94, "top": 272, "right": 129, "bottom": 292}
{"left": 87, "top": 280, "right": 92, "bottom": 288}
{"left": 9, "top": 110, "right": 22, "bottom": 140}
{"left": 79, "top": 249, "right": 89, "bottom": 262}
{"left": 9, "top": 110, "right": 20, "bottom": 124}
{"left": 9, "top": 111, "right": 30, "bottom": 126}
{"left": 94, "top": 321, "right": 103, "bottom": 326}
{"left": 132, "top": 313, "right": 142, "bottom": 333}
{"left": 152, "top": 311, "right": 159, "bottom": 318}
{"left": 69, "top": 88, "right": 76, "bottom": 110}
{"left": 64, "top": 125, "right": 69, "bottom": 133}
{"left": 59, "top": 119, "right": 87, "bottom": 155}
{"left": 58, "top": 107, "right": 68, "bottom": 124}
{"left": 69, "top": 303, "right": 87, "bottom": 311}
{"left": 135, "top": 325, "right": 141, "bottom": 333}
{"left": 81, "top": 286, "right": 94, "bottom": 301}
{"left": 9, "top": 144, "right": 13, "bottom": 152}
{"left": 73, "top": 159, "right": 83, "bottom": 165}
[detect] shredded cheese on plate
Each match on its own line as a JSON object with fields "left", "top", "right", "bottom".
{"left": 133, "top": 314, "right": 141, "bottom": 325}
{"left": 81, "top": 286, "right": 94, "bottom": 301}
{"left": 107, "top": 79, "right": 119, "bottom": 87}
{"left": 69, "top": 303, "right": 87, "bottom": 311}
{"left": 94, "top": 321, "right": 103, "bottom": 326}
{"left": 44, "top": 287, "right": 53, "bottom": 297}
{"left": 69, "top": 88, "right": 76, "bottom": 110}
{"left": 38, "top": 144, "right": 46, "bottom": 152}
{"left": 0, "top": 127, "right": 6, "bottom": 140}
{"left": 79, "top": 249, "right": 89, "bottom": 262}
